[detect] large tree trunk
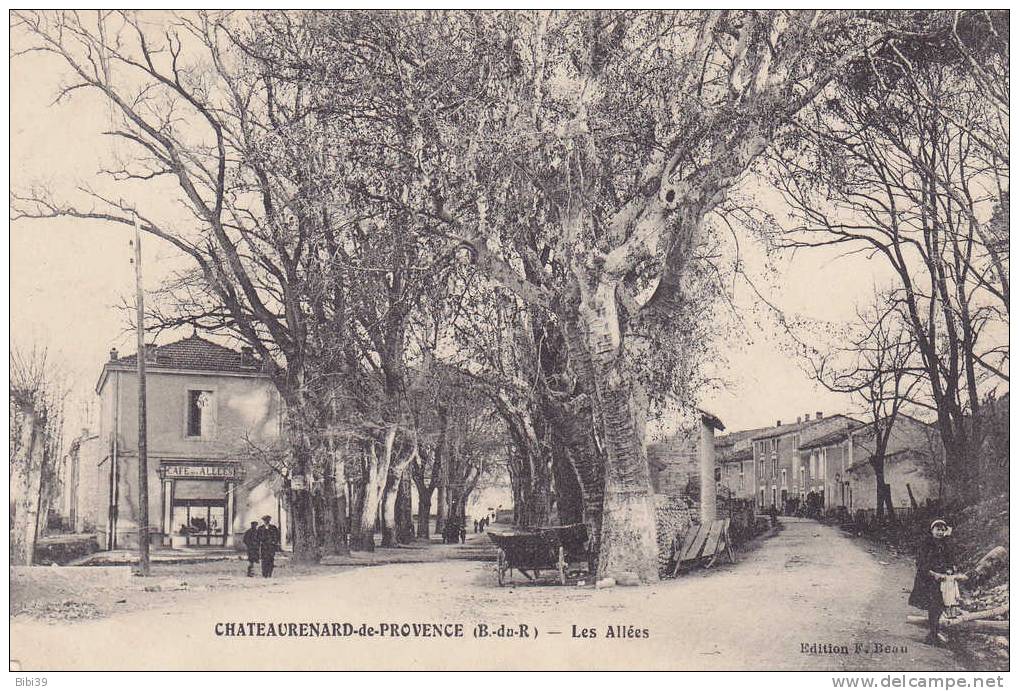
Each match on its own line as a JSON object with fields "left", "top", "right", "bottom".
{"left": 380, "top": 473, "right": 398, "bottom": 547}
{"left": 351, "top": 426, "right": 400, "bottom": 552}
{"left": 353, "top": 457, "right": 382, "bottom": 552}
{"left": 11, "top": 407, "right": 44, "bottom": 566}
{"left": 318, "top": 463, "right": 348, "bottom": 555}
{"left": 288, "top": 483, "right": 319, "bottom": 564}
{"left": 550, "top": 438, "right": 585, "bottom": 526}
{"left": 554, "top": 312, "right": 608, "bottom": 563}
{"left": 519, "top": 457, "right": 552, "bottom": 528}
{"left": 496, "top": 395, "right": 552, "bottom": 529}
{"left": 435, "top": 475, "right": 448, "bottom": 535}
{"left": 580, "top": 284, "right": 660, "bottom": 583}
{"left": 335, "top": 454, "right": 349, "bottom": 553}
{"left": 381, "top": 447, "right": 417, "bottom": 547}
{"left": 348, "top": 477, "right": 368, "bottom": 549}
{"left": 395, "top": 473, "right": 414, "bottom": 543}
{"left": 415, "top": 486, "right": 434, "bottom": 539}
{"left": 872, "top": 456, "right": 897, "bottom": 521}
{"left": 280, "top": 385, "right": 322, "bottom": 564}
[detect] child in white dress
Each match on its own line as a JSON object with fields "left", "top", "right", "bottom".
{"left": 939, "top": 567, "right": 968, "bottom": 618}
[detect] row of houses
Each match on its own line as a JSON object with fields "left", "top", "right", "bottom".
{"left": 56, "top": 334, "right": 948, "bottom": 551}
{"left": 650, "top": 409, "right": 942, "bottom": 516}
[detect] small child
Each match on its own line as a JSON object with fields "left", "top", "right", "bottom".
{"left": 939, "top": 567, "right": 968, "bottom": 618}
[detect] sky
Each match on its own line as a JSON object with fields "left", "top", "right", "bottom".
{"left": 9, "top": 23, "right": 893, "bottom": 438}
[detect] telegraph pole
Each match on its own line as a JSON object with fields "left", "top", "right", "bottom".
{"left": 131, "top": 212, "right": 151, "bottom": 576}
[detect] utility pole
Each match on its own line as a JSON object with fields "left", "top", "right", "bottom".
{"left": 131, "top": 211, "right": 151, "bottom": 576}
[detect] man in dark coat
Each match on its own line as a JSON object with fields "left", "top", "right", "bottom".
{"left": 257, "top": 514, "right": 281, "bottom": 578}
{"left": 243, "top": 521, "right": 260, "bottom": 577}
{"left": 909, "top": 519, "right": 957, "bottom": 646}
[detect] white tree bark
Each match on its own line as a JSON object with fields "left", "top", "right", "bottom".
{"left": 11, "top": 408, "right": 44, "bottom": 566}
{"left": 579, "top": 282, "right": 660, "bottom": 583}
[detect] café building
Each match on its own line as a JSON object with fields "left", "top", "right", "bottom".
{"left": 93, "top": 335, "right": 288, "bottom": 550}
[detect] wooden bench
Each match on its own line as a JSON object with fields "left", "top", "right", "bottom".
{"left": 670, "top": 518, "right": 735, "bottom": 576}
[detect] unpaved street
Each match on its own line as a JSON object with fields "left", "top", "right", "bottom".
{"left": 10, "top": 519, "right": 967, "bottom": 671}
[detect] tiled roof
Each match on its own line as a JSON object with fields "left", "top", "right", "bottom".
{"left": 719, "top": 446, "right": 754, "bottom": 464}
{"left": 716, "top": 426, "right": 772, "bottom": 448}
{"left": 716, "top": 426, "right": 769, "bottom": 464}
{"left": 798, "top": 427, "right": 852, "bottom": 450}
{"left": 106, "top": 335, "right": 261, "bottom": 375}
{"left": 751, "top": 419, "right": 818, "bottom": 440}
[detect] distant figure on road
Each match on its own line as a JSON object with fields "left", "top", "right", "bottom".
{"left": 909, "top": 518, "right": 958, "bottom": 646}
{"left": 243, "top": 521, "right": 260, "bottom": 577}
{"left": 257, "top": 514, "right": 281, "bottom": 578}
{"left": 474, "top": 519, "right": 479, "bottom": 533}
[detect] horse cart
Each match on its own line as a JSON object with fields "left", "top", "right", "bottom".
{"left": 488, "top": 523, "right": 591, "bottom": 586}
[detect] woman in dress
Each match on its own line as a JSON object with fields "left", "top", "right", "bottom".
{"left": 909, "top": 519, "right": 957, "bottom": 646}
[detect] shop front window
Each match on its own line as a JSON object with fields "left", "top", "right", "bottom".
{"left": 172, "top": 500, "right": 226, "bottom": 546}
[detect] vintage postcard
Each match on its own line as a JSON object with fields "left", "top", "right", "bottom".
{"left": 9, "top": 10, "right": 1010, "bottom": 674}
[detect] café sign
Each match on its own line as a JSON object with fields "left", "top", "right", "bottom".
{"left": 159, "top": 461, "right": 245, "bottom": 481}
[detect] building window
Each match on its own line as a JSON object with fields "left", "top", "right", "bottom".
{"left": 739, "top": 465, "right": 745, "bottom": 490}
{"left": 781, "top": 469, "right": 787, "bottom": 488}
{"left": 187, "top": 390, "right": 215, "bottom": 438}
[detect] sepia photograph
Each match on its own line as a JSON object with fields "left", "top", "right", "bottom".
{"left": 7, "top": 9, "right": 1011, "bottom": 675}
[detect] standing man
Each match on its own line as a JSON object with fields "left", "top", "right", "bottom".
{"left": 243, "top": 521, "right": 260, "bottom": 577}
{"left": 257, "top": 514, "right": 281, "bottom": 578}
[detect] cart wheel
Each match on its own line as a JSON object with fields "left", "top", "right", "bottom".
{"left": 497, "top": 549, "right": 506, "bottom": 586}
{"left": 557, "top": 546, "right": 567, "bottom": 585}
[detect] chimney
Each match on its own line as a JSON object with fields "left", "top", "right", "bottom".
{"left": 796, "top": 416, "right": 801, "bottom": 424}
{"left": 776, "top": 420, "right": 782, "bottom": 427}
{"left": 240, "top": 346, "right": 254, "bottom": 366}
{"left": 109, "top": 348, "right": 119, "bottom": 361}
{"left": 816, "top": 411, "right": 823, "bottom": 420}
{"left": 144, "top": 343, "right": 159, "bottom": 363}
{"left": 804, "top": 412, "right": 810, "bottom": 424}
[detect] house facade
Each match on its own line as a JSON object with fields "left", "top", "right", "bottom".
{"left": 750, "top": 413, "right": 862, "bottom": 512}
{"left": 795, "top": 416, "right": 864, "bottom": 511}
{"left": 716, "top": 427, "right": 769, "bottom": 501}
{"left": 844, "top": 415, "right": 942, "bottom": 511}
{"left": 92, "top": 335, "right": 287, "bottom": 550}
{"left": 653, "top": 406, "right": 943, "bottom": 517}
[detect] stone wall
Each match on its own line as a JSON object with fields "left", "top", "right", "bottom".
{"left": 653, "top": 494, "right": 696, "bottom": 575}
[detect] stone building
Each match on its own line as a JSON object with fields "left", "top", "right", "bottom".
{"left": 795, "top": 416, "right": 865, "bottom": 511}
{"left": 750, "top": 413, "right": 862, "bottom": 512}
{"left": 91, "top": 335, "right": 287, "bottom": 550}
{"left": 716, "top": 426, "right": 770, "bottom": 501}
{"left": 647, "top": 409, "right": 725, "bottom": 523}
{"left": 843, "top": 415, "right": 942, "bottom": 511}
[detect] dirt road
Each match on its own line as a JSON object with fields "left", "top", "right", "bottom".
{"left": 10, "top": 518, "right": 968, "bottom": 671}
